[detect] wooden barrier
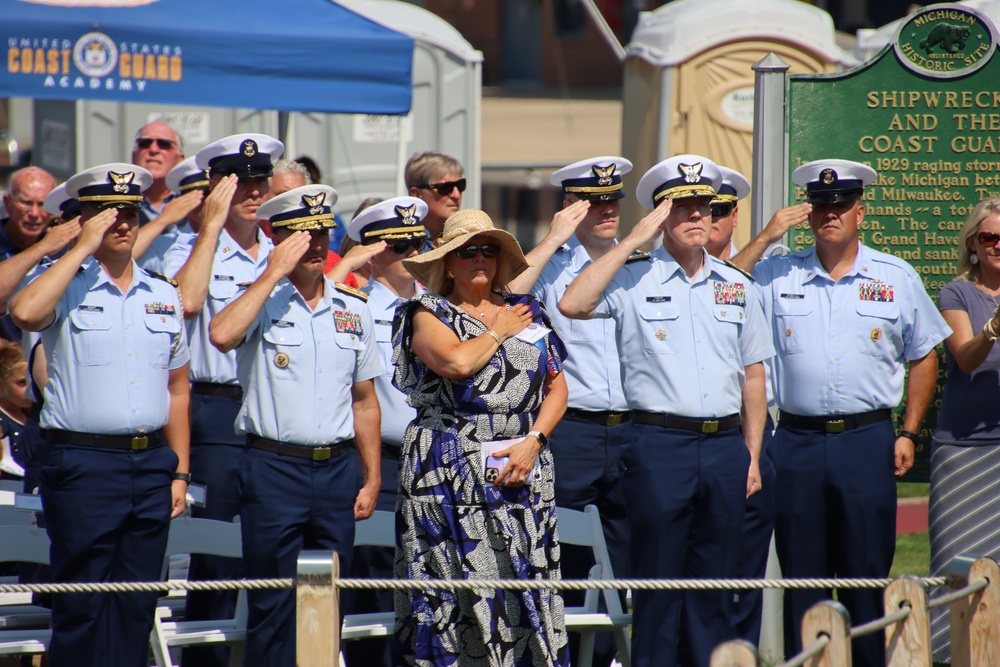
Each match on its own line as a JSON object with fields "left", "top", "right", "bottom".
{"left": 801, "top": 600, "right": 851, "bottom": 667}
{"left": 710, "top": 639, "right": 760, "bottom": 667}
{"left": 296, "top": 550, "right": 340, "bottom": 667}
{"left": 949, "top": 556, "right": 1000, "bottom": 667}
{"left": 884, "top": 575, "right": 929, "bottom": 667}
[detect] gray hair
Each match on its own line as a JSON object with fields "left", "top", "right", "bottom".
{"left": 134, "top": 120, "right": 183, "bottom": 152}
{"left": 273, "top": 159, "right": 312, "bottom": 184}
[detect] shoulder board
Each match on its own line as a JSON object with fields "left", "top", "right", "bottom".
{"left": 722, "top": 260, "right": 755, "bottom": 283}
{"left": 335, "top": 283, "right": 369, "bottom": 302}
{"left": 143, "top": 269, "right": 179, "bottom": 287}
{"left": 625, "top": 250, "right": 650, "bottom": 264}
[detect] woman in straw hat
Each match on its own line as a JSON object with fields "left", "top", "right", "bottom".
{"left": 391, "top": 209, "right": 570, "bottom": 666}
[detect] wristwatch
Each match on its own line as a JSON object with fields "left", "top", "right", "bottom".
{"left": 527, "top": 430, "right": 549, "bottom": 448}
{"left": 172, "top": 472, "right": 192, "bottom": 483}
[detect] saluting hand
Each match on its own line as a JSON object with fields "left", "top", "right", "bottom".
{"left": 330, "top": 240, "right": 387, "bottom": 275}
{"left": 158, "top": 189, "right": 205, "bottom": 227}
{"left": 763, "top": 203, "right": 812, "bottom": 241}
{"left": 547, "top": 199, "right": 591, "bottom": 245}
{"left": 627, "top": 198, "right": 673, "bottom": 248}
{"left": 76, "top": 208, "right": 120, "bottom": 256}
{"left": 200, "top": 175, "right": 238, "bottom": 232}
{"left": 38, "top": 216, "right": 82, "bottom": 255}
{"left": 264, "top": 231, "right": 311, "bottom": 281}
{"left": 490, "top": 303, "right": 533, "bottom": 340}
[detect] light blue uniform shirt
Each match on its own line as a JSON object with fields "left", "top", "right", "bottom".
{"left": 362, "top": 279, "right": 422, "bottom": 446}
{"left": 594, "top": 246, "right": 774, "bottom": 417}
{"left": 531, "top": 237, "right": 628, "bottom": 411}
{"left": 39, "top": 260, "right": 189, "bottom": 434}
{"left": 235, "top": 278, "right": 382, "bottom": 445}
{"left": 752, "top": 242, "right": 951, "bottom": 415}
{"left": 163, "top": 228, "right": 273, "bottom": 384}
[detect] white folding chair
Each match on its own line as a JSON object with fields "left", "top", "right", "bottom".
{"left": 149, "top": 517, "right": 246, "bottom": 667}
{"left": 557, "top": 504, "right": 632, "bottom": 667}
{"left": 0, "top": 523, "right": 51, "bottom": 657}
{"left": 341, "top": 510, "right": 396, "bottom": 642}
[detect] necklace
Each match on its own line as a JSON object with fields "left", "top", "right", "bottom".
{"left": 458, "top": 299, "right": 498, "bottom": 323}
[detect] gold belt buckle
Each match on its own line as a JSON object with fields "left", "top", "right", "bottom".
{"left": 131, "top": 436, "right": 149, "bottom": 451}
{"left": 701, "top": 420, "right": 719, "bottom": 434}
{"left": 607, "top": 413, "right": 622, "bottom": 426}
{"left": 312, "top": 447, "right": 332, "bottom": 462}
{"left": 825, "top": 419, "right": 846, "bottom": 434}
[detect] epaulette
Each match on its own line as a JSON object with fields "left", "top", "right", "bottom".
{"left": 625, "top": 250, "right": 650, "bottom": 264}
{"left": 723, "top": 260, "right": 755, "bottom": 283}
{"left": 143, "top": 269, "right": 178, "bottom": 287}
{"left": 335, "top": 282, "right": 369, "bottom": 302}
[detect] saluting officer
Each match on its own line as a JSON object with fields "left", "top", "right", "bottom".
{"left": 10, "top": 163, "right": 190, "bottom": 667}
{"left": 706, "top": 166, "right": 750, "bottom": 260}
{"left": 508, "top": 156, "right": 635, "bottom": 667}
{"left": 162, "top": 133, "right": 282, "bottom": 666}
{"left": 751, "top": 159, "right": 951, "bottom": 667}
{"left": 209, "top": 184, "right": 382, "bottom": 667}
{"left": 342, "top": 195, "right": 428, "bottom": 667}
{"left": 560, "top": 155, "right": 773, "bottom": 667}
{"left": 133, "top": 156, "right": 209, "bottom": 270}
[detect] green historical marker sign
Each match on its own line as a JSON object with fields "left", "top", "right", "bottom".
{"left": 785, "top": 3, "right": 1000, "bottom": 481}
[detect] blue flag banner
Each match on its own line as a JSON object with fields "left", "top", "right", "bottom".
{"left": 0, "top": 0, "right": 413, "bottom": 114}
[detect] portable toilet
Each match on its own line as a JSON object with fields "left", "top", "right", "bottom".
{"left": 621, "top": 0, "right": 853, "bottom": 245}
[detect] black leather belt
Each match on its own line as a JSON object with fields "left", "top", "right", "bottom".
{"left": 381, "top": 443, "right": 402, "bottom": 459}
{"left": 192, "top": 382, "right": 244, "bottom": 401}
{"left": 248, "top": 435, "right": 353, "bottom": 462}
{"left": 43, "top": 428, "right": 164, "bottom": 451}
{"left": 633, "top": 411, "right": 741, "bottom": 434}
{"left": 564, "top": 408, "right": 632, "bottom": 427}
{"left": 778, "top": 409, "right": 892, "bottom": 434}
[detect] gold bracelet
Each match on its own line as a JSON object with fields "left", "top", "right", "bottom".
{"left": 485, "top": 329, "right": 503, "bottom": 346}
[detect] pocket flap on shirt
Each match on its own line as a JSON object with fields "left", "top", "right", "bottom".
{"left": 638, "top": 300, "right": 679, "bottom": 321}
{"left": 856, "top": 299, "right": 899, "bottom": 320}
{"left": 263, "top": 323, "right": 304, "bottom": 346}
{"left": 70, "top": 308, "right": 112, "bottom": 331}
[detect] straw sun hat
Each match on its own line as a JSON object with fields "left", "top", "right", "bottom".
{"left": 403, "top": 209, "right": 531, "bottom": 287}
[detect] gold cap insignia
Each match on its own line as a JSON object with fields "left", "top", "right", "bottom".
{"left": 395, "top": 204, "right": 418, "bottom": 225}
{"left": 655, "top": 329, "right": 667, "bottom": 341}
{"left": 273, "top": 352, "right": 290, "bottom": 368}
{"left": 592, "top": 163, "right": 615, "bottom": 187}
{"left": 242, "top": 139, "right": 257, "bottom": 157}
{"left": 109, "top": 170, "right": 135, "bottom": 194}
{"left": 871, "top": 327, "right": 882, "bottom": 342}
{"left": 820, "top": 168, "right": 837, "bottom": 185}
{"left": 679, "top": 162, "right": 703, "bottom": 184}
{"left": 302, "top": 192, "right": 326, "bottom": 216}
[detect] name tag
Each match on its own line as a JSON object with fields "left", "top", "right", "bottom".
{"left": 213, "top": 274, "right": 235, "bottom": 282}
{"left": 513, "top": 323, "right": 550, "bottom": 344}
{"left": 374, "top": 319, "right": 392, "bottom": 326}
{"left": 78, "top": 304, "right": 103, "bottom": 313}
{"left": 646, "top": 296, "right": 671, "bottom": 303}
{"left": 270, "top": 319, "right": 293, "bottom": 328}
{"left": 780, "top": 293, "right": 805, "bottom": 300}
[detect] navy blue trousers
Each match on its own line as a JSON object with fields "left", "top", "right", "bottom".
{"left": 183, "top": 393, "right": 245, "bottom": 667}
{"left": 623, "top": 422, "right": 749, "bottom": 667}
{"left": 730, "top": 416, "right": 776, "bottom": 645}
{"left": 343, "top": 446, "right": 400, "bottom": 667}
{"left": 773, "top": 419, "right": 896, "bottom": 667}
{"left": 549, "top": 414, "right": 630, "bottom": 667}
{"left": 41, "top": 440, "right": 177, "bottom": 667}
{"left": 238, "top": 445, "right": 361, "bottom": 667}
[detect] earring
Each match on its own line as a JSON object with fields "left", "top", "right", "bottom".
{"left": 971, "top": 254, "right": 980, "bottom": 265}
{"left": 447, "top": 270, "right": 454, "bottom": 278}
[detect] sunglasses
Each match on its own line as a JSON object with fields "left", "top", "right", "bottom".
{"left": 710, "top": 202, "right": 735, "bottom": 217}
{"left": 418, "top": 178, "right": 466, "bottom": 197}
{"left": 389, "top": 238, "right": 424, "bottom": 254}
{"left": 453, "top": 243, "right": 500, "bottom": 259}
{"left": 135, "top": 137, "right": 177, "bottom": 151}
{"left": 978, "top": 231, "right": 1000, "bottom": 248}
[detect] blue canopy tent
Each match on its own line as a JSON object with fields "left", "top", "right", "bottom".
{"left": 0, "top": 0, "right": 413, "bottom": 114}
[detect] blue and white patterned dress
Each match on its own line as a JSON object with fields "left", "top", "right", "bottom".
{"left": 391, "top": 292, "right": 569, "bottom": 667}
